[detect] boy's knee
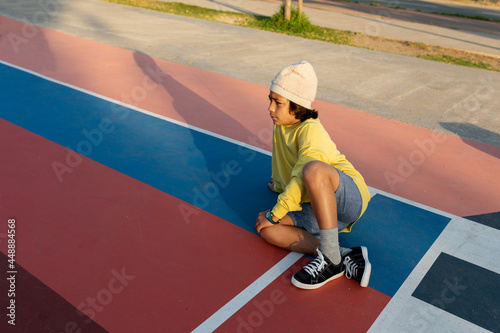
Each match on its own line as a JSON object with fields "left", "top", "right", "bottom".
{"left": 259, "top": 226, "right": 273, "bottom": 239}
{"left": 303, "top": 161, "right": 340, "bottom": 192}
{"left": 303, "top": 160, "right": 327, "bottom": 182}
{"left": 259, "top": 226, "right": 280, "bottom": 245}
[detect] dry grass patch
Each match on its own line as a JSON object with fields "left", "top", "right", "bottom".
{"left": 354, "top": 34, "right": 500, "bottom": 71}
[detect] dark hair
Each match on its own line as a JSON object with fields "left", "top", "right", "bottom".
{"left": 289, "top": 101, "right": 319, "bottom": 121}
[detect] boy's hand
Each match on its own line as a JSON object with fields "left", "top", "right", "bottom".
{"left": 268, "top": 181, "right": 279, "bottom": 193}
{"left": 255, "top": 210, "right": 275, "bottom": 233}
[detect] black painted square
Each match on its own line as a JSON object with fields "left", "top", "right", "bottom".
{"left": 412, "top": 252, "right": 500, "bottom": 332}
{"left": 465, "top": 211, "right": 500, "bottom": 230}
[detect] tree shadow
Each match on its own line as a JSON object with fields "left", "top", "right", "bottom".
{"left": 0, "top": 3, "right": 58, "bottom": 72}
{"left": 439, "top": 122, "right": 500, "bottom": 158}
{"left": 132, "top": 51, "right": 275, "bottom": 232}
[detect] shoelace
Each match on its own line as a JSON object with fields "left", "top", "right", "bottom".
{"left": 304, "top": 252, "right": 327, "bottom": 278}
{"left": 344, "top": 256, "right": 358, "bottom": 279}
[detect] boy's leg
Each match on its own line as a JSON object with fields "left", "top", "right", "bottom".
{"left": 302, "top": 160, "right": 342, "bottom": 265}
{"left": 259, "top": 215, "right": 320, "bottom": 255}
{"left": 290, "top": 161, "right": 347, "bottom": 289}
{"left": 296, "top": 161, "right": 371, "bottom": 288}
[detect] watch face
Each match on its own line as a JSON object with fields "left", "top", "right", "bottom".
{"left": 266, "top": 211, "right": 271, "bottom": 218}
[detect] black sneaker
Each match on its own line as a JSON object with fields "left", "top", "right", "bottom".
{"left": 343, "top": 246, "right": 371, "bottom": 287}
{"left": 291, "top": 249, "right": 344, "bottom": 290}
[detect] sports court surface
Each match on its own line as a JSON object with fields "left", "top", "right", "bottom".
{"left": 1, "top": 15, "right": 500, "bottom": 332}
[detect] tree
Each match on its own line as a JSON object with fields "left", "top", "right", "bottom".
{"left": 284, "top": 0, "right": 291, "bottom": 21}
{"left": 284, "top": 0, "right": 303, "bottom": 21}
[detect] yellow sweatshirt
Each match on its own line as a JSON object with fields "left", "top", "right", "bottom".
{"left": 271, "top": 119, "right": 370, "bottom": 231}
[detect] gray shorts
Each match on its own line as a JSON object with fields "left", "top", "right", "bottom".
{"left": 287, "top": 168, "right": 362, "bottom": 236}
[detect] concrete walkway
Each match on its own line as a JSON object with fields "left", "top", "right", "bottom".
{"left": 169, "top": 0, "right": 500, "bottom": 57}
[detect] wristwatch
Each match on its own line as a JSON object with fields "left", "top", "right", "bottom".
{"left": 265, "top": 210, "right": 280, "bottom": 225}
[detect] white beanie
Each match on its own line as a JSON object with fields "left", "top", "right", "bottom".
{"left": 270, "top": 60, "right": 318, "bottom": 109}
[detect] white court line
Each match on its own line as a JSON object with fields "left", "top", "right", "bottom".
{"left": 191, "top": 252, "right": 303, "bottom": 333}
{"left": 2, "top": 59, "right": 489, "bottom": 332}
{"left": 0, "top": 60, "right": 272, "bottom": 158}
{"left": 368, "top": 187, "right": 457, "bottom": 220}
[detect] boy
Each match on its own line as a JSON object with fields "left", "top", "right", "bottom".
{"left": 255, "top": 60, "right": 372, "bottom": 290}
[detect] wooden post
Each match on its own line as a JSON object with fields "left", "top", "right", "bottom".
{"left": 284, "top": 0, "right": 291, "bottom": 21}
{"left": 298, "top": 0, "right": 303, "bottom": 16}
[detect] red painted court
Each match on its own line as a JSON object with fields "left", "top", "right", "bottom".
{"left": 1, "top": 15, "right": 499, "bottom": 332}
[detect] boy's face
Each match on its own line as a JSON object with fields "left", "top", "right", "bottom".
{"left": 268, "top": 92, "right": 299, "bottom": 126}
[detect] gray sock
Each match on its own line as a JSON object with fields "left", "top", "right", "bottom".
{"left": 319, "top": 228, "right": 341, "bottom": 265}
{"left": 340, "top": 247, "right": 352, "bottom": 257}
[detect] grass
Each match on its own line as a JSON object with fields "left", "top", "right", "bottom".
{"left": 249, "top": 5, "right": 354, "bottom": 45}
{"left": 419, "top": 54, "right": 493, "bottom": 70}
{"left": 101, "top": 0, "right": 499, "bottom": 71}
{"left": 430, "top": 11, "right": 500, "bottom": 22}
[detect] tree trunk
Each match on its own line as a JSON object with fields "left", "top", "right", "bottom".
{"left": 284, "top": 0, "right": 291, "bottom": 21}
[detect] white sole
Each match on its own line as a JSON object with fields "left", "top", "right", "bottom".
{"left": 291, "top": 271, "right": 344, "bottom": 290}
{"left": 360, "top": 246, "right": 371, "bottom": 287}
